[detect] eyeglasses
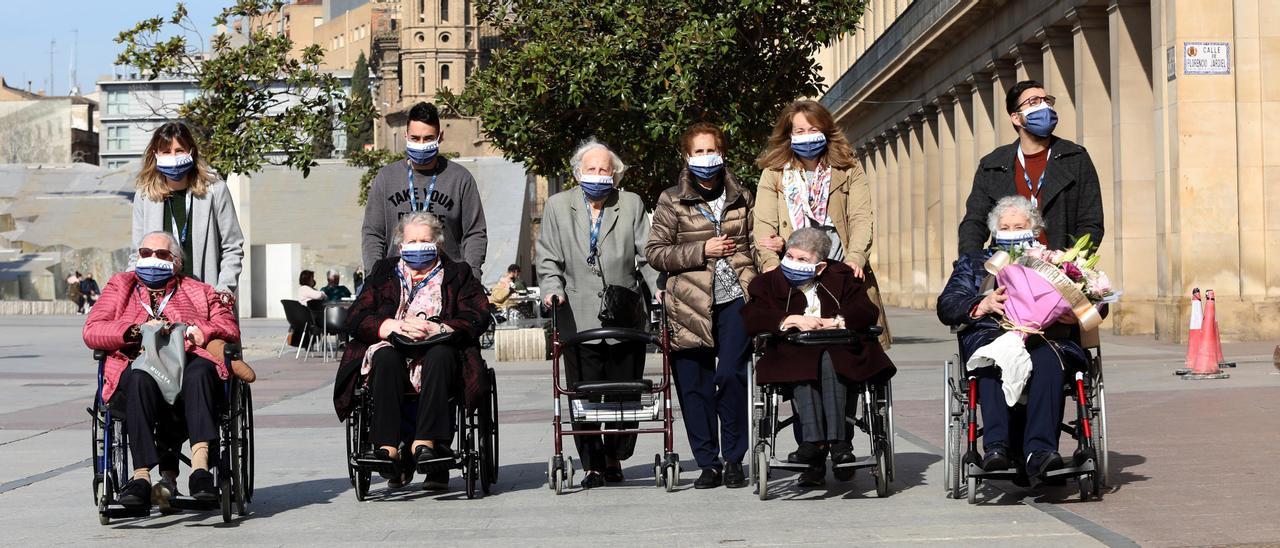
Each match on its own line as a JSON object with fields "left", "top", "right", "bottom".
{"left": 137, "top": 248, "right": 175, "bottom": 261}
{"left": 1018, "top": 95, "right": 1056, "bottom": 109}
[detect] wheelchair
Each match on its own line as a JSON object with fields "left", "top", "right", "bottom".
{"left": 91, "top": 343, "right": 254, "bottom": 524}
{"left": 748, "top": 327, "right": 896, "bottom": 500}
{"left": 942, "top": 328, "right": 1109, "bottom": 503}
{"left": 344, "top": 337, "right": 499, "bottom": 500}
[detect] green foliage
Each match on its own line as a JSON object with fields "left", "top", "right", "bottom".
{"left": 346, "top": 52, "right": 375, "bottom": 155}
{"left": 441, "top": 0, "right": 866, "bottom": 203}
{"left": 115, "top": 0, "right": 376, "bottom": 177}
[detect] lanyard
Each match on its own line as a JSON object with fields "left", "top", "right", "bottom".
{"left": 584, "top": 196, "right": 605, "bottom": 266}
{"left": 1016, "top": 146, "right": 1051, "bottom": 208}
{"left": 166, "top": 191, "right": 194, "bottom": 245}
{"left": 397, "top": 263, "right": 443, "bottom": 305}
{"left": 406, "top": 162, "right": 438, "bottom": 213}
{"left": 135, "top": 283, "right": 178, "bottom": 320}
{"left": 694, "top": 200, "right": 723, "bottom": 236}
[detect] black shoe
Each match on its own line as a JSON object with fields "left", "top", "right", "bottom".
{"left": 421, "top": 469, "right": 449, "bottom": 491}
{"left": 1026, "top": 451, "right": 1064, "bottom": 488}
{"left": 603, "top": 466, "right": 625, "bottom": 483}
{"left": 580, "top": 471, "right": 606, "bottom": 489}
{"left": 374, "top": 447, "right": 399, "bottom": 481}
{"left": 830, "top": 442, "right": 857, "bottom": 482}
{"left": 798, "top": 463, "right": 826, "bottom": 487}
{"left": 415, "top": 444, "right": 455, "bottom": 474}
{"left": 693, "top": 468, "right": 722, "bottom": 489}
{"left": 982, "top": 445, "right": 1011, "bottom": 472}
{"left": 787, "top": 442, "right": 828, "bottom": 466}
{"left": 388, "top": 451, "right": 415, "bottom": 489}
{"left": 723, "top": 462, "right": 747, "bottom": 489}
{"left": 118, "top": 478, "right": 151, "bottom": 507}
{"left": 189, "top": 469, "right": 218, "bottom": 502}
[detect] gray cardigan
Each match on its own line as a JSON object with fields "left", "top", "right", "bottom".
{"left": 536, "top": 186, "right": 657, "bottom": 335}
{"left": 130, "top": 180, "right": 245, "bottom": 293}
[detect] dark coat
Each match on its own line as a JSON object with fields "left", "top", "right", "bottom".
{"left": 958, "top": 137, "right": 1104, "bottom": 253}
{"left": 740, "top": 261, "right": 895, "bottom": 385}
{"left": 332, "top": 256, "right": 491, "bottom": 421}
{"left": 936, "top": 250, "right": 1086, "bottom": 366}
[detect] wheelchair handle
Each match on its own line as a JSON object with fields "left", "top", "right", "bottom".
{"left": 223, "top": 342, "right": 242, "bottom": 362}
{"left": 92, "top": 349, "right": 107, "bottom": 361}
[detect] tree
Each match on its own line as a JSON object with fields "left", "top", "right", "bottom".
{"left": 116, "top": 0, "right": 374, "bottom": 177}
{"left": 441, "top": 0, "right": 866, "bottom": 202}
{"left": 346, "top": 52, "right": 375, "bottom": 155}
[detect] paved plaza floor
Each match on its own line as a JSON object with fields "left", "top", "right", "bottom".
{"left": 1, "top": 309, "right": 1277, "bottom": 546}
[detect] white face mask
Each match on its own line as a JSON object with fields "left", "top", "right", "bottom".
{"left": 993, "top": 229, "right": 1037, "bottom": 247}
{"left": 687, "top": 154, "right": 724, "bottom": 168}
{"left": 155, "top": 153, "right": 193, "bottom": 168}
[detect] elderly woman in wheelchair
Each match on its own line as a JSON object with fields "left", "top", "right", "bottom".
{"left": 741, "top": 228, "right": 895, "bottom": 487}
{"left": 334, "top": 212, "right": 490, "bottom": 491}
{"left": 937, "top": 196, "right": 1089, "bottom": 487}
{"left": 82, "top": 231, "right": 241, "bottom": 509}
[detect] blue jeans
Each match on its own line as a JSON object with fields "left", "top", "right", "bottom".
{"left": 672, "top": 298, "right": 750, "bottom": 470}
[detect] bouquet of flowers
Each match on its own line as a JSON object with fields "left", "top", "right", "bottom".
{"left": 967, "top": 234, "right": 1121, "bottom": 404}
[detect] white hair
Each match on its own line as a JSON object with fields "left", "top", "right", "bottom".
{"left": 393, "top": 211, "right": 448, "bottom": 248}
{"left": 569, "top": 137, "right": 628, "bottom": 184}
{"left": 139, "top": 230, "right": 184, "bottom": 264}
{"left": 786, "top": 227, "right": 832, "bottom": 260}
{"left": 986, "top": 195, "right": 1045, "bottom": 235}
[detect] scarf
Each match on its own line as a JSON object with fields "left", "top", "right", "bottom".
{"left": 360, "top": 260, "right": 445, "bottom": 392}
{"left": 781, "top": 162, "right": 832, "bottom": 231}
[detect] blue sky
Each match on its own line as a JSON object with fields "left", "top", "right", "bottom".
{"left": 0, "top": 1, "right": 230, "bottom": 95}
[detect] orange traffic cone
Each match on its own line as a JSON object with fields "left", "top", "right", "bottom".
{"left": 1183, "top": 288, "right": 1229, "bottom": 380}
{"left": 1207, "top": 289, "right": 1237, "bottom": 368}
{"left": 1176, "top": 288, "right": 1202, "bottom": 375}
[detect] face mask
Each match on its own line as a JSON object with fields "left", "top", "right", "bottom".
{"left": 400, "top": 242, "right": 438, "bottom": 269}
{"left": 1018, "top": 103, "right": 1058, "bottom": 138}
{"left": 135, "top": 256, "right": 176, "bottom": 288}
{"left": 579, "top": 174, "right": 614, "bottom": 201}
{"left": 687, "top": 154, "right": 724, "bottom": 181}
{"left": 790, "top": 133, "right": 828, "bottom": 160}
{"left": 406, "top": 139, "right": 439, "bottom": 165}
{"left": 780, "top": 257, "right": 819, "bottom": 286}
{"left": 993, "top": 229, "right": 1037, "bottom": 249}
{"left": 155, "top": 153, "right": 194, "bottom": 181}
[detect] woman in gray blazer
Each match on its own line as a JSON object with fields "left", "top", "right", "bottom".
{"left": 536, "top": 138, "right": 657, "bottom": 490}
{"left": 130, "top": 122, "right": 244, "bottom": 295}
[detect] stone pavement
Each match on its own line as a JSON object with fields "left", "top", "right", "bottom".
{"left": 0, "top": 310, "right": 1276, "bottom": 546}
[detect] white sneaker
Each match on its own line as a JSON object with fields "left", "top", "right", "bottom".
{"left": 152, "top": 477, "right": 179, "bottom": 512}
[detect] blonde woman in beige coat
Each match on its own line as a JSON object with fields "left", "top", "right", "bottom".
{"left": 753, "top": 100, "right": 890, "bottom": 348}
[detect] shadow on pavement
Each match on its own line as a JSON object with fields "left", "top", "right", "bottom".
{"left": 762, "top": 451, "right": 940, "bottom": 501}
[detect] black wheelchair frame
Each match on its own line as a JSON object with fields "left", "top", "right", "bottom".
{"left": 91, "top": 343, "right": 254, "bottom": 524}
{"left": 748, "top": 327, "right": 895, "bottom": 500}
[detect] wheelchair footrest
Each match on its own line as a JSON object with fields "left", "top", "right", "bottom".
{"left": 570, "top": 400, "right": 659, "bottom": 422}
{"left": 169, "top": 497, "right": 220, "bottom": 512}
{"left": 965, "top": 459, "right": 1096, "bottom": 480}
{"left": 353, "top": 454, "right": 398, "bottom": 474}
{"left": 765, "top": 455, "right": 878, "bottom": 473}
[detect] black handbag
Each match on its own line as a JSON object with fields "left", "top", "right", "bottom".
{"left": 597, "top": 284, "right": 645, "bottom": 328}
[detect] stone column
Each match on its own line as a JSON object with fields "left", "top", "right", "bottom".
{"left": 908, "top": 113, "right": 927, "bottom": 308}
{"left": 1230, "top": 1, "right": 1269, "bottom": 312}
{"left": 1108, "top": 0, "right": 1156, "bottom": 334}
{"left": 861, "top": 145, "right": 880, "bottom": 273}
{"left": 935, "top": 95, "right": 959, "bottom": 277}
{"left": 882, "top": 128, "right": 902, "bottom": 304}
{"left": 895, "top": 121, "right": 914, "bottom": 307}
{"left": 951, "top": 84, "right": 976, "bottom": 256}
{"left": 989, "top": 59, "right": 1019, "bottom": 146}
{"left": 1013, "top": 42, "right": 1044, "bottom": 83}
{"left": 1038, "top": 26, "right": 1078, "bottom": 141}
{"left": 1069, "top": 6, "right": 1115, "bottom": 321}
{"left": 923, "top": 104, "right": 945, "bottom": 304}
{"left": 1257, "top": 2, "right": 1280, "bottom": 315}
{"left": 969, "top": 72, "right": 996, "bottom": 176}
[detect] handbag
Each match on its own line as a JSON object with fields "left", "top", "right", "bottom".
{"left": 134, "top": 322, "right": 189, "bottom": 404}
{"left": 597, "top": 284, "right": 645, "bottom": 328}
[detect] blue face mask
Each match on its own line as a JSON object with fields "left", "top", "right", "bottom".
{"left": 135, "top": 256, "right": 176, "bottom": 288}
{"left": 790, "top": 133, "right": 828, "bottom": 160}
{"left": 780, "top": 257, "right": 819, "bottom": 287}
{"left": 1019, "top": 104, "right": 1058, "bottom": 138}
{"left": 155, "top": 153, "right": 194, "bottom": 181}
{"left": 687, "top": 154, "right": 724, "bottom": 180}
{"left": 993, "top": 229, "right": 1037, "bottom": 250}
{"left": 579, "top": 174, "right": 614, "bottom": 201}
{"left": 401, "top": 242, "right": 438, "bottom": 269}
{"left": 406, "top": 139, "right": 439, "bottom": 165}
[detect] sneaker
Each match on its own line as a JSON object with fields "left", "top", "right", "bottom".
{"left": 580, "top": 471, "right": 606, "bottom": 490}
{"left": 982, "top": 445, "right": 1011, "bottom": 472}
{"left": 118, "top": 478, "right": 151, "bottom": 507}
{"left": 830, "top": 442, "right": 857, "bottom": 482}
{"left": 152, "top": 477, "right": 179, "bottom": 512}
{"left": 421, "top": 469, "right": 449, "bottom": 491}
{"left": 189, "top": 469, "right": 218, "bottom": 502}
{"left": 723, "top": 462, "right": 747, "bottom": 489}
{"left": 787, "top": 442, "right": 828, "bottom": 466}
{"left": 1026, "top": 451, "right": 1064, "bottom": 488}
{"left": 693, "top": 467, "right": 722, "bottom": 489}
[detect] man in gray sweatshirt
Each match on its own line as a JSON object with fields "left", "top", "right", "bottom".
{"left": 361, "top": 102, "right": 488, "bottom": 278}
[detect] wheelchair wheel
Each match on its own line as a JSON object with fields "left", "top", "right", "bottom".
{"left": 230, "top": 381, "right": 252, "bottom": 515}
{"left": 884, "top": 380, "right": 896, "bottom": 482}
{"left": 874, "top": 444, "right": 890, "bottom": 498}
{"left": 1093, "top": 373, "right": 1109, "bottom": 488}
{"left": 345, "top": 417, "right": 359, "bottom": 488}
{"left": 480, "top": 318, "right": 496, "bottom": 349}
{"left": 240, "top": 383, "right": 255, "bottom": 501}
{"left": 355, "top": 469, "right": 371, "bottom": 501}
{"left": 96, "top": 480, "right": 110, "bottom": 525}
{"left": 967, "top": 474, "right": 978, "bottom": 504}
{"left": 220, "top": 472, "right": 233, "bottom": 523}
{"left": 663, "top": 454, "right": 679, "bottom": 493}
{"left": 548, "top": 456, "right": 558, "bottom": 491}
{"left": 944, "top": 355, "right": 965, "bottom": 499}
{"left": 482, "top": 367, "right": 499, "bottom": 489}
{"left": 755, "top": 449, "right": 769, "bottom": 501}
{"left": 653, "top": 454, "right": 663, "bottom": 488}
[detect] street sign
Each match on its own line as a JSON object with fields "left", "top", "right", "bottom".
{"left": 1183, "top": 41, "right": 1230, "bottom": 75}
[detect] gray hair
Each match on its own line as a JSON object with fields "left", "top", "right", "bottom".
{"left": 139, "top": 230, "right": 184, "bottom": 264}
{"left": 786, "top": 227, "right": 832, "bottom": 260}
{"left": 986, "top": 195, "right": 1045, "bottom": 235}
{"left": 569, "top": 137, "right": 628, "bottom": 184}
{"left": 393, "top": 211, "right": 448, "bottom": 248}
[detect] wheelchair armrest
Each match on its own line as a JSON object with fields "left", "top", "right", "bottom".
{"left": 92, "top": 349, "right": 107, "bottom": 361}
{"left": 785, "top": 326, "right": 883, "bottom": 346}
{"left": 223, "top": 342, "right": 242, "bottom": 362}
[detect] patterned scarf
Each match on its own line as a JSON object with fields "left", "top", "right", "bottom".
{"left": 781, "top": 162, "right": 833, "bottom": 231}
{"left": 360, "top": 260, "right": 444, "bottom": 392}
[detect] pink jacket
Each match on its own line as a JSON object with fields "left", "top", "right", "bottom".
{"left": 83, "top": 272, "right": 240, "bottom": 401}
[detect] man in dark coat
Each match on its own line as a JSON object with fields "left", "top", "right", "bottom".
{"left": 958, "top": 80, "right": 1104, "bottom": 253}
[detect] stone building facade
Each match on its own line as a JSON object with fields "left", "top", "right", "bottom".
{"left": 814, "top": 0, "right": 1278, "bottom": 342}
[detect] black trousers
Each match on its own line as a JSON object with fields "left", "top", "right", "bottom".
{"left": 368, "top": 345, "right": 458, "bottom": 447}
{"left": 113, "top": 356, "right": 222, "bottom": 471}
{"left": 978, "top": 343, "right": 1066, "bottom": 455}
{"left": 565, "top": 340, "right": 646, "bottom": 472}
